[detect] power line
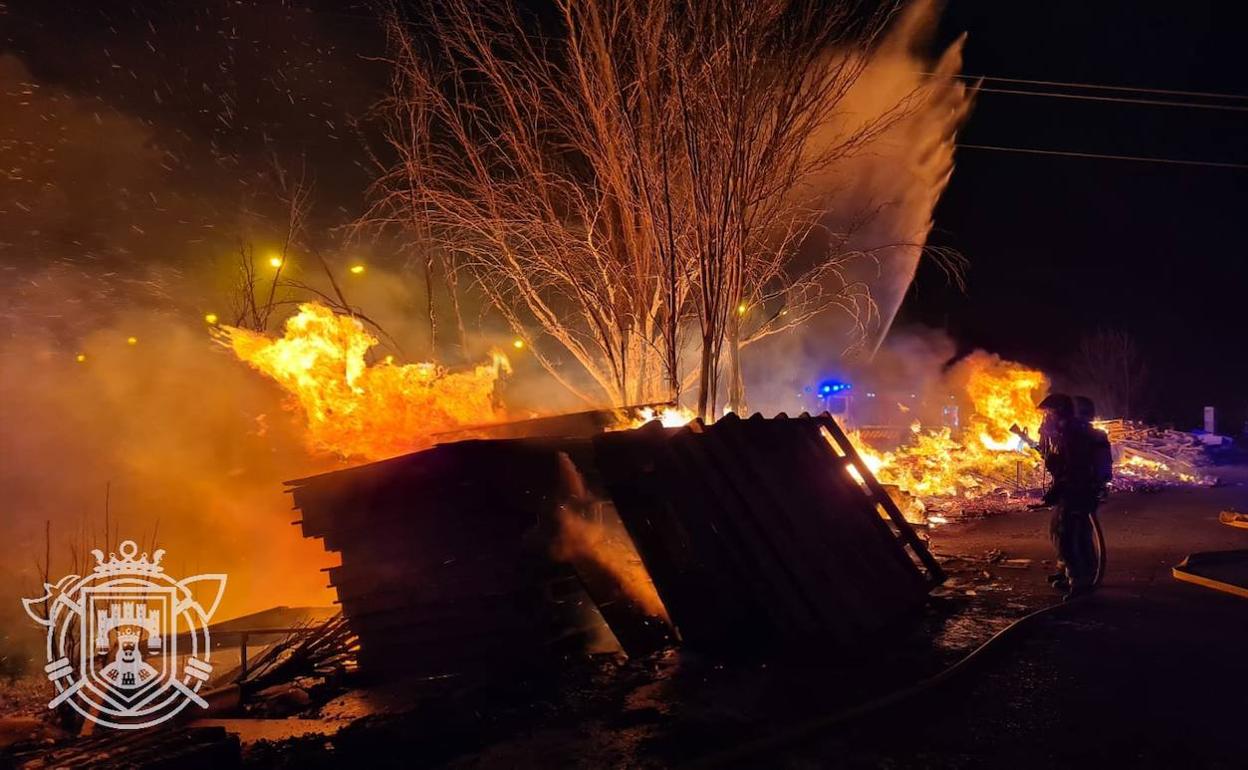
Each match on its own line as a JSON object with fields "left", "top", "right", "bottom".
{"left": 958, "top": 73, "right": 1248, "bottom": 103}
{"left": 956, "top": 143, "right": 1248, "bottom": 171}
{"left": 973, "top": 85, "right": 1248, "bottom": 113}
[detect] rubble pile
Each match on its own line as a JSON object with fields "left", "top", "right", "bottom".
{"left": 900, "top": 420, "right": 1223, "bottom": 523}
{"left": 1097, "top": 419, "right": 1219, "bottom": 491}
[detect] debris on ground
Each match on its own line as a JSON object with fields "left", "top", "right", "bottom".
{"left": 234, "top": 614, "right": 358, "bottom": 702}
{"left": 5, "top": 725, "right": 242, "bottom": 769}
{"left": 1220, "top": 510, "right": 1248, "bottom": 529}
{"left": 1099, "top": 419, "right": 1219, "bottom": 490}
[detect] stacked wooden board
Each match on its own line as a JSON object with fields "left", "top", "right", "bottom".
{"left": 288, "top": 438, "right": 617, "bottom": 678}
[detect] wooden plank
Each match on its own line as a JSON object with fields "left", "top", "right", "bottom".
{"left": 785, "top": 417, "right": 923, "bottom": 578}
{"left": 815, "top": 413, "right": 945, "bottom": 585}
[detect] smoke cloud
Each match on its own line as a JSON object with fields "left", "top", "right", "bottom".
{"left": 0, "top": 1, "right": 973, "bottom": 662}
{"left": 0, "top": 48, "right": 358, "bottom": 650}
{"left": 741, "top": 0, "right": 973, "bottom": 415}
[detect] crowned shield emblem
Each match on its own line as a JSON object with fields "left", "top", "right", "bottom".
{"left": 23, "top": 540, "right": 226, "bottom": 730}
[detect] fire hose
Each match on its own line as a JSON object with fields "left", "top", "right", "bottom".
{"left": 1092, "top": 509, "right": 1107, "bottom": 587}
{"left": 687, "top": 505, "right": 1106, "bottom": 768}
{"left": 686, "top": 595, "right": 1088, "bottom": 768}
{"left": 1031, "top": 502, "right": 1107, "bottom": 589}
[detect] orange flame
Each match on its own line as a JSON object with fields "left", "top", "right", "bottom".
{"left": 619, "top": 405, "right": 697, "bottom": 429}
{"left": 847, "top": 354, "right": 1049, "bottom": 509}
{"left": 956, "top": 352, "right": 1046, "bottom": 451}
{"left": 221, "top": 303, "right": 509, "bottom": 460}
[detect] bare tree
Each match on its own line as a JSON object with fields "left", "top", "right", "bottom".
{"left": 1071, "top": 327, "right": 1151, "bottom": 420}
{"left": 228, "top": 162, "right": 311, "bottom": 332}
{"left": 364, "top": 0, "right": 916, "bottom": 416}
{"left": 226, "top": 162, "right": 399, "bottom": 349}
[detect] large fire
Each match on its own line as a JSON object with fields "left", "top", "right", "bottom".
{"left": 845, "top": 352, "right": 1216, "bottom": 523}
{"left": 221, "top": 303, "right": 510, "bottom": 460}
{"left": 848, "top": 353, "right": 1048, "bottom": 508}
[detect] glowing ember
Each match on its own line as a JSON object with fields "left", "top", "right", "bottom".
{"left": 221, "top": 303, "right": 510, "bottom": 460}
{"left": 626, "top": 405, "right": 697, "bottom": 429}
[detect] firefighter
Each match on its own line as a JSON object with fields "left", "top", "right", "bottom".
{"left": 1074, "top": 395, "right": 1114, "bottom": 499}
{"left": 1038, "top": 393, "right": 1106, "bottom": 599}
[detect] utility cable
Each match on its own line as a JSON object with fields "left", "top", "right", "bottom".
{"left": 956, "top": 143, "right": 1248, "bottom": 171}
{"left": 973, "top": 85, "right": 1248, "bottom": 113}
{"left": 954, "top": 73, "right": 1248, "bottom": 103}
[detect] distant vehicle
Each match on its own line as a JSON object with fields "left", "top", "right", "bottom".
{"left": 816, "top": 380, "right": 853, "bottom": 425}
{"left": 811, "top": 378, "right": 958, "bottom": 444}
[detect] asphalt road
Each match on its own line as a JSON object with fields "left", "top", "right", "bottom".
{"left": 786, "top": 469, "right": 1248, "bottom": 769}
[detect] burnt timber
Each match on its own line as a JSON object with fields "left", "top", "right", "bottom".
{"left": 286, "top": 413, "right": 942, "bottom": 679}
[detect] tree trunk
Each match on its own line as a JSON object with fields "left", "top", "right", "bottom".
{"left": 727, "top": 311, "right": 745, "bottom": 415}
{"left": 423, "top": 253, "right": 438, "bottom": 359}
{"left": 696, "top": 339, "right": 711, "bottom": 421}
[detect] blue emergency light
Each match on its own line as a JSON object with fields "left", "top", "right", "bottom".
{"left": 817, "top": 380, "right": 851, "bottom": 396}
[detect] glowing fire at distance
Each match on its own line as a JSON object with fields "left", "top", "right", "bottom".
{"left": 847, "top": 353, "right": 1049, "bottom": 507}
{"left": 221, "top": 303, "right": 510, "bottom": 460}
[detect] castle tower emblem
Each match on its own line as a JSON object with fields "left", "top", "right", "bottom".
{"left": 22, "top": 540, "right": 226, "bottom": 730}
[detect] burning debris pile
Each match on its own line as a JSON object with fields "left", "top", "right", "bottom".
{"left": 845, "top": 353, "right": 1219, "bottom": 523}
{"left": 848, "top": 353, "right": 1049, "bottom": 522}
{"left": 220, "top": 303, "right": 510, "bottom": 460}
{"left": 1097, "top": 419, "right": 1218, "bottom": 490}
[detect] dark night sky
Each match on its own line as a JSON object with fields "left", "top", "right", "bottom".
{"left": 903, "top": 1, "right": 1248, "bottom": 429}
{"left": 2, "top": 1, "right": 1244, "bottom": 428}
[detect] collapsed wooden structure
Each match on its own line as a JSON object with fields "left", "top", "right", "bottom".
{"left": 287, "top": 413, "right": 943, "bottom": 678}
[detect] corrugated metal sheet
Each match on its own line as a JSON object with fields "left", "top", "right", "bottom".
{"left": 592, "top": 413, "right": 941, "bottom": 653}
